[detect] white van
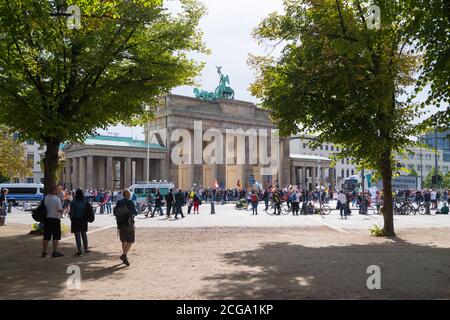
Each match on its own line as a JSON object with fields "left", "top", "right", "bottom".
{"left": 0, "top": 183, "right": 44, "bottom": 205}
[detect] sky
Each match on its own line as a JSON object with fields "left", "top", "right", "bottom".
{"left": 98, "top": 0, "right": 284, "bottom": 139}
{"left": 97, "top": 0, "right": 445, "bottom": 140}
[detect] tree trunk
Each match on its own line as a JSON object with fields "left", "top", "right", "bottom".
{"left": 380, "top": 151, "right": 395, "bottom": 236}
{"left": 43, "top": 138, "right": 61, "bottom": 195}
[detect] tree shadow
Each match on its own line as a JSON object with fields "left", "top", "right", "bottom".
{"left": 0, "top": 233, "right": 127, "bottom": 300}
{"left": 199, "top": 239, "right": 450, "bottom": 299}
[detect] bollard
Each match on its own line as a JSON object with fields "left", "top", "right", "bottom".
{"left": 211, "top": 201, "right": 215, "bottom": 214}
{"left": 8, "top": 202, "right": 12, "bottom": 213}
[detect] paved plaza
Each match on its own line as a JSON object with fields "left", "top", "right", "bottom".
{"left": 1, "top": 202, "right": 449, "bottom": 300}
{"left": 5, "top": 201, "right": 450, "bottom": 231}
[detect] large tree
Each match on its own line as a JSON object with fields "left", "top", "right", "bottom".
{"left": 0, "top": 127, "right": 32, "bottom": 180}
{"left": 0, "top": 0, "right": 206, "bottom": 193}
{"left": 250, "top": 0, "right": 427, "bottom": 236}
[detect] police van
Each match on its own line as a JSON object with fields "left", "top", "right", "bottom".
{"left": 128, "top": 181, "right": 175, "bottom": 203}
{"left": 0, "top": 183, "right": 44, "bottom": 205}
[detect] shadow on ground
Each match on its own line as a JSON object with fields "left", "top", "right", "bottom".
{"left": 0, "top": 233, "right": 126, "bottom": 300}
{"left": 199, "top": 238, "right": 450, "bottom": 299}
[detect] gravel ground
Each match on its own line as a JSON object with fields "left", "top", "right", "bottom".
{"left": 0, "top": 224, "right": 449, "bottom": 300}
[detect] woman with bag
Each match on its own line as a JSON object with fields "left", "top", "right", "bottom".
{"left": 69, "top": 188, "right": 94, "bottom": 256}
{"left": 0, "top": 188, "right": 9, "bottom": 226}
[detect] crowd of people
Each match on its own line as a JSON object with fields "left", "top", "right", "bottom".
{"left": 0, "top": 183, "right": 448, "bottom": 267}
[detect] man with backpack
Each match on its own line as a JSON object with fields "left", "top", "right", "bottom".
{"left": 114, "top": 190, "right": 137, "bottom": 266}
{"left": 152, "top": 189, "right": 164, "bottom": 217}
{"left": 42, "top": 186, "right": 65, "bottom": 258}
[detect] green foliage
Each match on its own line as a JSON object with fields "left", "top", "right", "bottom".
{"left": 0, "top": 126, "right": 32, "bottom": 179}
{"left": 423, "top": 167, "right": 446, "bottom": 189}
{"left": 0, "top": 0, "right": 207, "bottom": 189}
{"left": 369, "top": 224, "right": 386, "bottom": 237}
{"left": 250, "top": 0, "right": 424, "bottom": 171}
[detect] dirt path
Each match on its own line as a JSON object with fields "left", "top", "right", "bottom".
{"left": 0, "top": 224, "right": 449, "bottom": 299}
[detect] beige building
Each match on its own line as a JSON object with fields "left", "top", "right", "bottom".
{"left": 61, "top": 94, "right": 335, "bottom": 191}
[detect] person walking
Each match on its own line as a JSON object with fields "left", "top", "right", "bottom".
{"left": 69, "top": 189, "right": 94, "bottom": 256}
{"left": 0, "top": 188, "right": 9, "bottom": 226}
{"left": 174, "top": 189, "right": 185, "bottom": 219}
{"left": 42, "top": 186, "right": 65, "bottom": 258}
{"left": 151, "top": 189, "right": 164, "bottom": 217}
{"left": 165, "top": 189, "right": 175, "bottom": 218}
{"left": 424, "top": 190, "right": 431, "bottom": 215}
{"left": 114, "top": 190, "right": 137, "bottom": 266}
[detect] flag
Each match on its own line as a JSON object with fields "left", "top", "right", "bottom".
{"left": 214, "top": 179, "right": 219, "bottom": 189}
{"left": 237, "top": 179, "right": 242, "bottom": 189}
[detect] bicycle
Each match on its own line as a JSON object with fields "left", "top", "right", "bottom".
{"left": 266, "top": 201, "right": 290, "bottom": 216}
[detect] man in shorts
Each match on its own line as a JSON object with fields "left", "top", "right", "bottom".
{"left": 42, "top": 186, "right": 65, "bottom": 258}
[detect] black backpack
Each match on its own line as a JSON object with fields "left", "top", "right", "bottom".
{"left": 113, "top": 201, "right": 131, "bottom": 227}
{"left": 84, "top": 201, "right": 95, "bottom": 223}
{"left": 31, "top": 198, "right": 47, "bottom": 222}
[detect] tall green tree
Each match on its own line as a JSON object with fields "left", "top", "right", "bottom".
{"left": 250, "top": 0, "right": 426, "bottom": 236}
{"left": 0, "top": 0, "right": 207, "bottom": 192}
{"left": 423, "top": 167, "right": 444, "bottom": 189}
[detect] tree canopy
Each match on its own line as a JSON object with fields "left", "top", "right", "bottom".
{"left": 0, "top": 0, "right": 207, "bottom": 191}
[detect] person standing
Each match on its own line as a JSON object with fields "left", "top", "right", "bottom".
{"left": 430, "top": 189, "right": 437, "bottom": 210}
{"left": 292, "top": 190, "right": 300, "bottom": 216}
{"left": 193, "top": 192, "right": 200, "bottom": 214}
{"left": 424, "top": 189, "right": 431, "bottom": 215}
{"left": 0, "top": 188, "right": 9, "bottom": 226}
{"left": 338, "top": 191, "right": 348, "bottom": 219}
{"left": 174, "top": 189, "right": 185, "bottom": 219}
{"left": 69, "top": 189, "right": 94, "bottom": 256}
{"left": 250, "top": 191, "right": 259, "bottom": 215}
{"left": 42, "top": 186, "right": 65, "bottom": 258}
{"left": 272, "top": 190, "right": 282, "bottom": 215}
{"left": 165, "top": 189, "right": 175, "bottom": 218}
{"left": 114, "top": 190, "right": 137, "bottom": 266}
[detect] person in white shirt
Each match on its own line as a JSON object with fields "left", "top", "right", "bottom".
{"left": 430, "top": 189, "right": 437, "bottom": 209}
{"left": 42, "top": 186, "right": 65, "bottom": 258}
{"left": 337, "top": 191, "right": 348, "bottom": 219}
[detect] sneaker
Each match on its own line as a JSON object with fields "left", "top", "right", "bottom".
{"left": 120, "top": 254, "right": 126, "bottom": 261}
{"left": 123, "top": 257, "right": 130, "bottom": 266}
{"left": 74, "top": 251, "right": 83, "bottom": 257}
{"left": 51, "top": 252, "right": 64, "bottom": 258}
{"left": 41, "top": 252, "right": 47, "bottom": 258}
{"left": 84, "top": 250, "right": 90, "bottom": 254}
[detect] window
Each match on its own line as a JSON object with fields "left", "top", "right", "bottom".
{"left": 27, "top": 153, "right": 34, "bottom": 167}
{"left": 341, "top": 169, "right": 344, "bottom": 178}
{"left": 26, "top": 139, "right": 34, "bottom": 145}
{"left": 26, "top": 177, "right": 34, "bottom": 183}
{"left": 341, "top": 159, "right": 344, "bottom": 164}
{"left": 12, "top": 133, "right": 20, "bottom": 141}
{"left": 346, "top": 169, "right": 349, "bottom": 177}
{"left": 303, "top": 143, "right": 307, "bottom": 149}
{"left": 331, "top": 146, "right": 334, "bottom": 151}
{"left": 40, "top": 178, "right": 44, "bottom": 184}
{"left": 325, "top": 145, "right": 329, "bottom": 151}
{"left": 346, "top": 158, "right": 349, "bottom": 164}
{"left": 351, "top": 170, "right": 354, "bottom": 175}
{"left": 337, "top": 147, "right": 339, "bottom": 151}
{"left": 320, "top": 145, "right": 323, "bottom": 150}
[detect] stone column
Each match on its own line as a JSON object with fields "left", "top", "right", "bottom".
{"left": 86, "top": 155, "right": 93, "bottom": 189}
{"left": 321, "top": 166, "right": 326, "bottom": 188}
{"left": 312, "top": 167, "right": 317, "bottom": 188}
{"left": 125, "top": 158, "right": 132, "bottom": 188}
{"left": 143, "top": 158, "right": 149, "bottom": 183}
{"left": 72, "top": 157, "right": 79, "bottom": 188}
{"left": 64, "top": 160, "right": 71, "bottom": 189}
{"left": 79, "top": 156, "right": 86, "bottom": 190}
{"left": 302, "top": 166, "right": 307, "bottom": 190}
{"left": 120, "top": 160, "right": 125, "bottom": 189}
{"left": 159, "top": 158, "right": 168, "bottom": 181}
{"left": 106, "top": 156, "right": 113, "bottom": 191}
